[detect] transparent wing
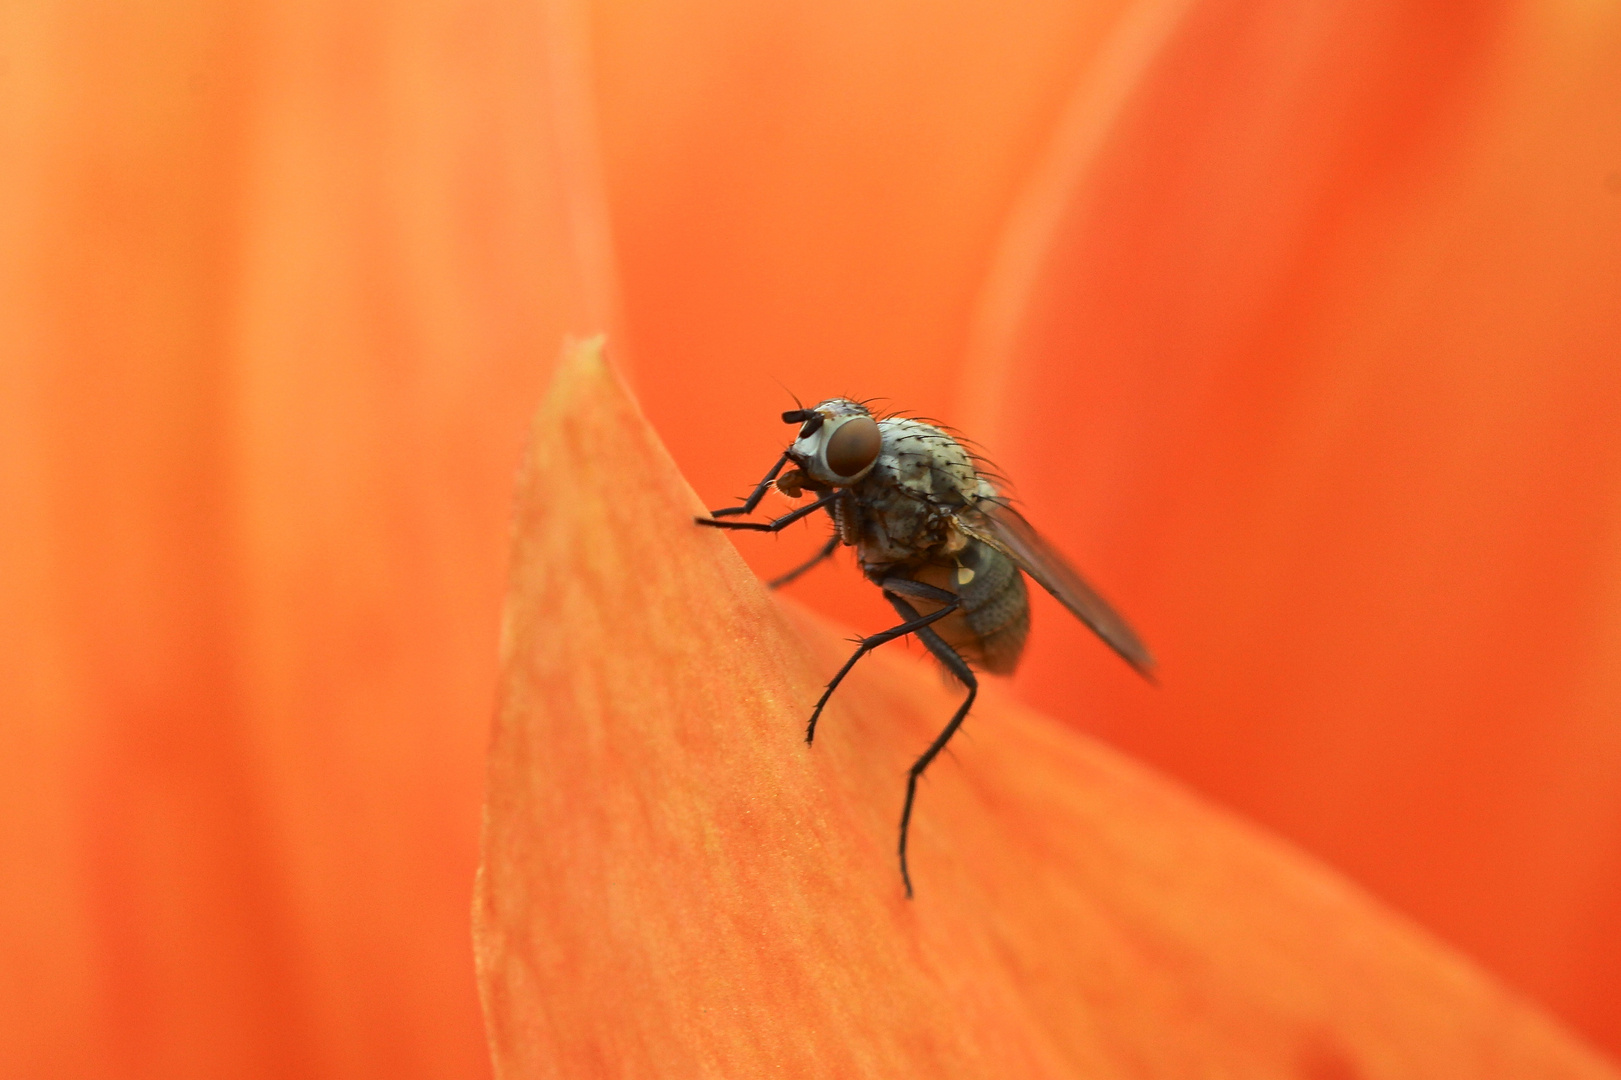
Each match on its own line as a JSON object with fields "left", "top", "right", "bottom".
{"left": 956, "top": 498, "right": 1155, "bottom": 678}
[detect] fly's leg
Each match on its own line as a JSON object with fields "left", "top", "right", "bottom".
{"left": 803, "top": 578, "right": 960, "bottom": 746}
{"left": 699, "top": 486, "right": 841, "bottom": 592}
{"left": 695, "top": 490, "right": 837, "bottom": 533}
{"left": 767, "top": 533, "right": 839, "bottom": 589}
{"left": 706, "top": 453, "right": 789, "bottom": 518}
{"left": 886, "top": 593, "right": 978, "bottom": 900}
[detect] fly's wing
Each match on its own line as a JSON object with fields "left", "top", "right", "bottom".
{"left": 956, "top": 498, "right": 1155, "bottom": 678}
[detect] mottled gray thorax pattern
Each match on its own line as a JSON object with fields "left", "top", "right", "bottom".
{"left": 841, "top": 418, "right": 996, "bottom": 579}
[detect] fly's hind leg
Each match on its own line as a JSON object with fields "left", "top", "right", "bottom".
{"left": 803, "top": 578, "right": 960, "bottom": 746}
{"left": 884, "top": 591, "right": 978, "bottom": 900}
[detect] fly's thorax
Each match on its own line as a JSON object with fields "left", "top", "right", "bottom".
{"left": 848, "top": 480, "right": 948, "bottom": 570}
{"left": 872, "top": 418, "right": 986, "bottom": 503}
{"left": 847, "top": 418, "right": 997, "bottom": 571}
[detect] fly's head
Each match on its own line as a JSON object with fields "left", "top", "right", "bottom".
{"left": 777, "top": 399, "right": 882, "bottom": 495}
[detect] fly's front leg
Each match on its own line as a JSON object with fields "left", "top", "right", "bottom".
{"left": 803, "top": 578, "right": 960, "bottom": 746}
{"left": 885, "top": 590, "right": 978, "bottom": 900}
{"left": 705, "top": 452, "right": 789, "bottom": 518}
{"left": 768, "top": 533, "right": 839, "bottom": 589}
{"left": 695, "top": 490, "right": 837, "bottom": 533}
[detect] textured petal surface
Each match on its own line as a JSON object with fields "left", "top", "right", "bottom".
{"left": 955, "top": 0, "right": 1621, "bottom": 1053}
{"left": 590, "top": 0, "right": 1621, "bottom": 1052}
{"left": 10, "top": 0, "right": 1619, "bottom": 1071}
{"left": 476, "top": 339, "right": 1616, "bottom": 1078}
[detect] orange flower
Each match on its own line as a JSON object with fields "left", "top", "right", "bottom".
{"left": 478, "top": 338, "right": 1616, "bottom": 1074}
{"left": 601, "top": 0, "right": 1621, "bottom": 1059}
{"left": 1, "top": 1, "right": 597, "bottom": 1075}
{"left": 4, "top": 0, "right": 1618, "bottom": 1074}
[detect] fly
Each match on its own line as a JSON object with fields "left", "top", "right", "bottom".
{"left": 696, "top": 398, "right": 1154, "bottom": 896}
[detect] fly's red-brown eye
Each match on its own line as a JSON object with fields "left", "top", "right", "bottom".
{"left": 826, "top": 416, "right": 881, "bottom": 478}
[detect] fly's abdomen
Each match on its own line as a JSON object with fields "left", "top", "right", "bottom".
{"left": 908, "top": 539, "right": 1030, "bottom": 675}
{"left": 958, "top": 540, "right": 1030, "bottom": 674}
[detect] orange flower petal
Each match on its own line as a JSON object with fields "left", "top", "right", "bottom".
{"left": 962, "top": 0, "right": 1621, "bottom": 1053}
{"left": 1, "top": 0, "right": 609, "bottom": 1074}
{"left": 593, "top": 0, "right": 1141, "bottom": 610}
{"left": 477, "top": 338, "right": 1616, "bottom": 1076}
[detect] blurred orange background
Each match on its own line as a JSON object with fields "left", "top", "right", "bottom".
{"left": 2, "top": 0, "right": 1618, "bottom": 1076}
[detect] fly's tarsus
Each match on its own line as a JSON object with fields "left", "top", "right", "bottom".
{"left": 697, "top": 490, "right": 838, "bottom": 533}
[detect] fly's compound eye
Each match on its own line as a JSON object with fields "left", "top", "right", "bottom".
{"left": 824, "top": 415, "right": 881, "bottom": 479}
